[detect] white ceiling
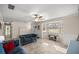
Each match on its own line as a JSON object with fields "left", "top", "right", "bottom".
{"left": 0, "top": 4, "right": 78, "bottom": 22}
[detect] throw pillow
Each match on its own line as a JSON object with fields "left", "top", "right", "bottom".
{"left": 3, "top": 40, "right": 15, "bottom": 53}
{"left": 8, "top": 40, "right": 15, "bottom": 53}
{"left": 3, "top": 43, "right": 8, "bottom": 53}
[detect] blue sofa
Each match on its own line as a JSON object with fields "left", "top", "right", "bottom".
{"left": 0, "top": 40, "right": 26, "bottom": 54}
{"left": 9, "top": 46, "right": 26, "bottom": 54}
{"left": 67, "top": 40, "right": 79, "bottom": 54}
{"left": 0, "top": 43, "right": 5, "bottom": 54}
{"left": 19, "top": 34, "right": 37, "bottom": 46}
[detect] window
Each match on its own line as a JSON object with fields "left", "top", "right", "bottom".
{"left": 47, "top": 20, "right": 63, "bottom": 34}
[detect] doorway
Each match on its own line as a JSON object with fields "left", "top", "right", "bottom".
{"left": 4, "top": 23, "right": 12, "bottom": 40}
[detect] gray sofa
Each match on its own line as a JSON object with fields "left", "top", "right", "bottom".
{"left": 19, "top": 34, "right": 37, "bottom": 46}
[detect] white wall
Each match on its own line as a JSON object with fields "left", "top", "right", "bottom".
{"left": 11, "top": 21, "right": 32, "bottom": 38}
{"left": 62, "top": 13, "right": 79, "bottom": 45}
{"left": 0, "top": 12, "right": 4, "bottom": 36}
{"left": 31, "top": 21, "right": 43, "bottom": 38}
{"left": 43, "top": 13, "right": 79, "bottom": 46}
{"left": 63, "top": 14, "right": 79, "bottom": 34}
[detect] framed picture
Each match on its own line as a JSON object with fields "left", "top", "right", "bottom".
{"left": 77, "top": 35, "right": 79, "bottom": 41}
{"left": 38, "top": 25, "right": 40, "bottom": 30}
{"left": 43, "top": 23, "right": 46, "bottom": 32}
{"left": 0, "top": 22, "right": 2, "bottom": 29}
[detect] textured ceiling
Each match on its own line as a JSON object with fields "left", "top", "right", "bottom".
{"left": 0, "top": 4, "right": 78, "bottom": 22}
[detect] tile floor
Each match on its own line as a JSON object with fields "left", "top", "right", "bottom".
{"left": 22, "top": 39, "right": 68, "bottom": 54}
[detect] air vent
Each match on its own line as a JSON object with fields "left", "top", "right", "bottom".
{"left": 8, "top": 4, "right": 15, "bottom": 10}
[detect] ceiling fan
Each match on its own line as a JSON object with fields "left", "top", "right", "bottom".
{"left": 33, "top": 14, "right": 43, "bottom": 22}
{"left": 8, "top": 4, "right": 15, "bottom": 10}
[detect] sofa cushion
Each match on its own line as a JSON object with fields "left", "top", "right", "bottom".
{"left": 8, "top": 40, "right": 15, "bottom": 53}
{"left": 0, "top": 43, "right": 5, "bottom": 54}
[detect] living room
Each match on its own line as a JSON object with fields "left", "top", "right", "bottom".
{"left": 0, "top": 4, "right": 79, "bottom": 54}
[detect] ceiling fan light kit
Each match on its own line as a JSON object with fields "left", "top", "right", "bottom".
{"left": 33, "top": 14, "right": 43, "bottom": 22}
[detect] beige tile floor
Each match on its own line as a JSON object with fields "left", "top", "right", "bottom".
{"left": 22, "top": 39, "right": 68, "bottom": 54}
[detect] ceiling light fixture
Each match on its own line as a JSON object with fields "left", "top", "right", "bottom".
{"left": 8, "top": 4, "right": 15, "bottom": 10}
{"left": 33, "top": 14, "right": 43, "bottom": 22}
